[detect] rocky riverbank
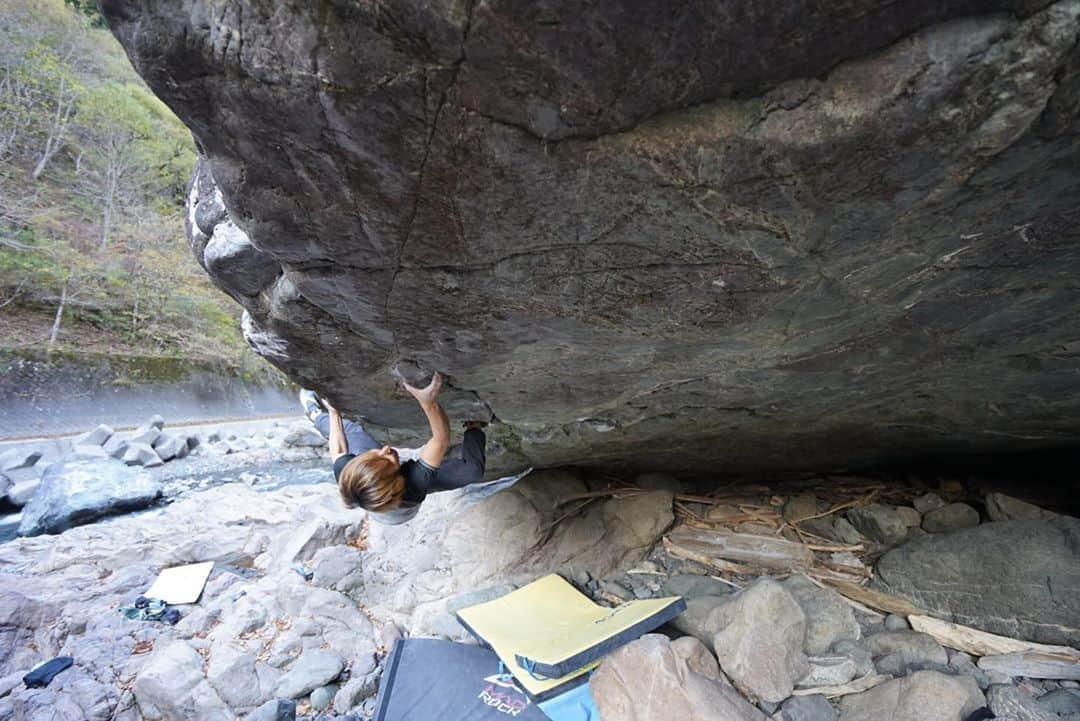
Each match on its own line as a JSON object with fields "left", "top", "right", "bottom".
{"left": 0, "top": 453, "right": 1077, "bottom": 721}
{"left": 0, "top": 416, "right": 330, "bottom": 541}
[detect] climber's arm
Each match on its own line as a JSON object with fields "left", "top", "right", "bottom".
{"left": 325, "top": 404, "right": 349, "bottom": 460}
{"left": 403, "top": 373, "right": 449, "bottom": 468}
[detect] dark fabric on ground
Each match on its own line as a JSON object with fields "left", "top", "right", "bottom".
{"left": 374, "top": 638, "right": 549, "bottom": 721}
{"left": 23, "top": 656, "right": 73, "bottom": 688}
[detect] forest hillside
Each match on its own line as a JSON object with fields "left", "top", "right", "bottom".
{"left": 0, "top": 0, "right": 268, "bottom": 375}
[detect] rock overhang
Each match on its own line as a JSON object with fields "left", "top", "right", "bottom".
{"left": 101, "top": 0, "right": 1080, "bottom": 474}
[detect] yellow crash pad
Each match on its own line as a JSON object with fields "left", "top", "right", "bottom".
{"left": 456, "top": 574, "right": 685, "bottom": 699}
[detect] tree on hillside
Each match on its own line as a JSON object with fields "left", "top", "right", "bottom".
{"left": 75, "top": 82, "right": 158, "bottom": 249}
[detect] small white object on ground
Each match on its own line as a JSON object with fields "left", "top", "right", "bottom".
{"left": 145, "top": 561, "right": 215, "bottom": 605}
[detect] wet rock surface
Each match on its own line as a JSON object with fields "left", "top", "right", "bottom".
{"left": 99, "top": 0, "right": 1080, "bottom": 474}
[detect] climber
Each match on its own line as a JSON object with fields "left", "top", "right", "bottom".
{"left": 299, "top": 372, "right": 488, "bottom": 524}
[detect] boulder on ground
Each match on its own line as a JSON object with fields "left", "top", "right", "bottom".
{"left": 913, "top": 493, "right": 947, "bottom": 514}
{"left": 281, "top": 423, "right": 327, "bottom": 448}
{"left": 147, "top": 414, "right": 166, "bottom": 430}
{"left": 7, "top": 478, "right": 41, "bottom": 508}
{"left": 1, "top": 450, "right": 41, "bottom": 472}
{"left": 73, "top": 424, "right": 113, "bottom": 447}
{"left": 102, "top": 434, "right": 129, "bottom": 458}
{"left": 838, "top": 670, "right": 984, "bottom": 721}
{"left": 671, "top": 595, "right": 729, "bottom": 643}
{"left": 249, "top": 699, "right": 297, "bottom": 721}
{"left": 123, "top": 443, "right": 164, "bottom": 467}
{"left": 591, "top": 634, "right": 768, "bottom": 721}
{"left": 128, "top": 425, "right": 162, "bottom": 447}
{"left": 152, "top": 435, "right": 189, "bottom": 462}
{"left": 310, "top": 545, "right": 365, "bottom": 597}
{"left": 984, "top": 493, "right": 1059, "bottom": 522}
{"left": 875, "top": 518, "right": 1080, "bottom": 646}
{"left": 333, "top": 674, "right": 379, "bottom": 715}
{"left": 896, "top": 507, "right": 922, "bottom": 528}
{"left": 711, "top": 579, "right": 810, "bottom": 703}
{"left": 985, "top": 684, "right": 1057, "bottom": 721}
{"left": 275, "top": 649, "right": 344, "bottom": 699}
{"left": 671, "top": 635, "right": 722, "bottom": 681}
{"left": 71, "top": 444, "right": 111, "bottom": 461}
{"left": 664, "top": 575, "right": 735, "bottom": 600}
{"left": 781, "top": 574, "right": 860, "bottom": 655}
{"left": 783, "top": 694, "right": 838, "bottom": 721}
{"left": 846, "top": 504, "right": 907, "bottom": 545}
{"left": 17, "top": 460, "right": 162, "bottom": 536}
{"left": 1036, "top": 689, "right": 1080, "bottom": 716}
{"left": 798, "top": 656, "right": 857, "bottom": 687}
{"left": 859, "top": 630, "right": 946, "bottom": 669}
{"left": 833, "top": 518, "right": 867, "bottom": 545}
{"left": 134, "top": 641, "right": 233, "bottom": 721}
{"left": 922, "top": 503, "right": 980, "bottom": 533}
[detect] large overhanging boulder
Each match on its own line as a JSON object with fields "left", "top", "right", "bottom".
{"left": 101, "top": 0, "right": 1080, "bottom": 474}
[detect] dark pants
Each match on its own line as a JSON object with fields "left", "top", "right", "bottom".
{"left": 313, "top": 413, "right": 486, "bottom": 491}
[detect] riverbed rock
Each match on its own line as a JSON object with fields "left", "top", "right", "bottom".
{"left": 864, "top": 630, "right": 948, "bottom": 675}
{"left": 333, "top": 674, "right": 379, "bottom": 715}
{"left": 1, "top": 450, "right": 41, "bottom": 472}
{"left": 711, "top": 579, "right": 809, "bottom": 703}
{"left": 781, "top": 574, "right": 860, "bottom": 655}
{"left": 1037, "top": 689, "right": 1080, "bottom": 715}
{"left": 275, "top": 650, "right": 344, "bottom": 699}
{"left": 671, "top": 635, "right": 722, "bottom": 681}
{"left": 896, "top": 507, "right": 922, "bottom": 528}
{"left": 838, "top": 670, "right": 984, "bottom": 721}
{"left": 17, "top": 461, "right": 162, "bottom": 536}
{"left": 310, "top": 546, "right": 365, "bottom": 598}
{"left": 122, "top": 443, "right": 163, "bottom": 468}
{"left": 986, "top": 684, "right": 1057, "bottom": 721}
{"left": 6, "top": 478, "right": 39, "bottom": 507}
{"left": 922, "top": 503, "right": 981, "bottom": 533}
{"left": 592, "top": 634, "right": 768, "bottom": 721}
{"left": 249, "top": 699, "right": 297, "bottom": 721}
{"left": 914, "top": 493, "right": 947, "bottom": 514}
{"left": 101, "top": 0, "right": 1080, "bottom": 475}
{"left": 847, "top": 505, "right": 908, "bottom": 545}
{"left": 672, "top": 595, "right": 729, "bottom": 643}
{"left": 782, "top": 694, "right": 838, "bottom": 721}
{"left": 73, "top": 425, "right": 113, "bottom": 448}
{"left": 361, "top": 470, "right": 673, "bottom": 623}
{"left": 102, "top": 434, "right": 128, "bottom": 459}
{"left": 875, "top": 518, "right": 1080, "bottom": 646}
{"left": 985, "top": 493, "right": 1060, "bottom": 522}
{"left": 135, "top": 641, "right": 233, "bottom": 721}
{"left": 127, "top": 426, "right": 161, "bottom": 448}
{"left": 281, "top": 424, "right": 326, "bottom": 449}
{"left": 71, "top": 445, "right": 110, "bottom": 461}
{"left": 832, "top": 519, "right": 867, "bottom": 546}
{"left": 151, "top": 434, "right": 189, "bottom": 463}
{"left": 798, "top": 656, "right": 858, "bottom": 687}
